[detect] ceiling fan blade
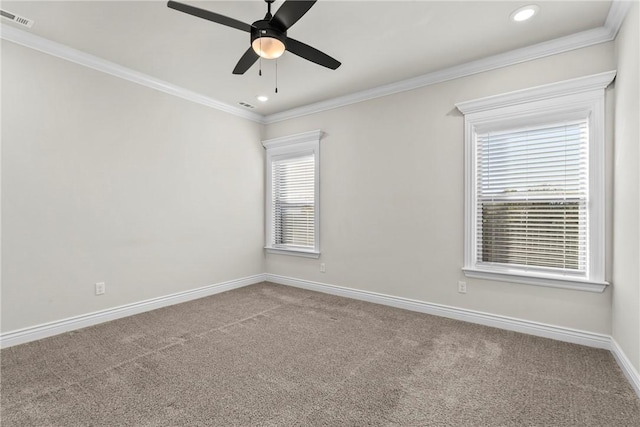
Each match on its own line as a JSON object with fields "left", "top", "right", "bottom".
{"left": 286, "top": 38, "right": 341, "bottom": 70}
{"left": 271, "top": 0, "right": 316, "bottom": 31}
{"left": 167, "top": 1, "right": 252, "bottom": 32}
{"left": 233, "top": 47, "right": 260, "bottom": 75}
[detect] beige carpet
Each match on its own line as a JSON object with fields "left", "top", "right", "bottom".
{"left": 1, "top": 282, "right": 639, "bottom": 426}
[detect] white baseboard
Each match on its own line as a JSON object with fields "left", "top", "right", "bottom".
{"left": 3, "top": 272, "right": 638, "bottom": 399}
{"left": 266, "top": 274, "right": 611, "bottom": 349}
{"left": 267, "top": 274, "right": 640, "bottom": 398}
{"left": 0, "top": 274, "right": 266, "bottom": 349}
{"left": 611, "top": 338, "right": 640, "bottom": 398}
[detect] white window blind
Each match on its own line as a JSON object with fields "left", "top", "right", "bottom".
{"left": 476, "top": 120, "right": 588, "bottom": 273}
{"left": 272, "top": 154, "right": 315, "bottom": 249}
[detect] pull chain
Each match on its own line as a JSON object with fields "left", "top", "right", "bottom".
{"left": 275, "top": 59, "right": 278, "bottom": 93}
{"left": 259, "top": 38, "right": 262, "bottom": 76}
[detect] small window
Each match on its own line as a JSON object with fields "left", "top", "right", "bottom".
{"left": 263, "top": 130, "right": 321, "bottom": 258}
{"left": 456, "top": 71, "right": 615, "bottom": 292}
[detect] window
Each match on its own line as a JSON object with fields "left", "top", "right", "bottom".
{"left": 456, "top": 71, "right": 615, "bottom": 292}
{"left": 263, "top": 130, "right": 321, "bottom": 258}
{"left": 478, "top": 120, "right": 587, "bottom": 272}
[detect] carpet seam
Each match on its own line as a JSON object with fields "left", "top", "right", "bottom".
{"left": 4, "top": 301, "right": 290, "bottom": 411}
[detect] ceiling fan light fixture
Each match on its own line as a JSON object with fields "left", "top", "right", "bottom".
{"left": 252, "top": 36, "right": 286, "bottom": 59}
{"left": 168, "top": 0, "right": 341, "bottom": 74}
{"left": 250, "top": 23, "right": 287, "bottom": 60}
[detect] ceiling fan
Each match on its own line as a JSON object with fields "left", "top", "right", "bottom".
{"left": 167, "top": 0, "right": 341, "bottom": 75}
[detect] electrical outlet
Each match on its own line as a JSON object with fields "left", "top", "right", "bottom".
{"left": 320, "top": 263, "right": 326, "bottom": 273}
{"left": 95, "top": 282, "right": 106, "bottom": 296}
{"left": 458, "top": 281, "right": 467, "bottom": 294}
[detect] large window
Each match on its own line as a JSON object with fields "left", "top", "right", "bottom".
{"left": 263, "top": 130, "right": 321, "bottom": 258}
{"left": 478, "top": 120, "right": 587, "bottom": 272}
{"left": 456, "top": 71, "right": 615, "bottom": 292}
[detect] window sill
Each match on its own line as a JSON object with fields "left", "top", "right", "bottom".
{"left": 462, "top": 267, "right": 609, "bottom": 293}
{"left": 265, "top": 247, "right": 320, "bottom": 259}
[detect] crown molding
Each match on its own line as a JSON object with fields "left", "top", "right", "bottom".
{"left": 264, "top": 0, "right": 630, "bottom": 124}
{"left": 264, "top": 26, "right": 614, "bottom": 124}
{"left": 455, "top": 70, "right": 617, "bottom": 114}
{"left": 1, "top": 0, "right": 631, "bottom": 126}
{"left": 262, "top": 129, "right": 322, "bottom": 149}
{"left": 0, "top": 25, "right": 265, "bottom": 124}
{"left": 605, "top": 0, "right": 634, "bottom": 38}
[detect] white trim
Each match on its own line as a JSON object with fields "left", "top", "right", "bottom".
{"left": 265, "top": 248, "right": 320, "bottom": 258}
{"left": 0, "top": 274, "right": 266, "bottom": 349}
{"left": 455, "top": 71, "right": 617, "bottom": 114}
{"left": 462, "top": 268, "right": 608, "bottom": 292}
{"left": 605, "top": 0, "right": 635, "bottom": 38}
{"left": 262, "top": 130, "right": 323, "bottom": 150}
{"left": 457, "top": 72, "right": 614, "bottom": 292}
{"left": 1, "top": 2, "right": 630, "bottom": 125}
{"left": 2, "top": 271, "right": 638, "bottom": 397}
{"left": 263, "top": 131, "right": 321, "bottom": 256}
{"left": 266, "top": 274, "right": 611, "bottom": 348}
{"left": 611, "top": 338, "right": 640, "bottom": 398}
{"left": 266, "top": 274, "right": 639, "bottom": 398}
{"left": 263, "top": 27, "right": 618, "bottom": 124}
{"left": 0, "top": 25, "right": 264, "bottom": 124}
{"left": 264, "top": 0, "right": 628, "bottom": 124}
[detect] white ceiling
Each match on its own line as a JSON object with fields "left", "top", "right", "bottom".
{"left": 2, "top": 1, "right": 613, "bottom": 115}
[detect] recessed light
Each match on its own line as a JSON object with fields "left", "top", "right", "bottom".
{"left": 257, "top": 95, "right": 269, "bottom": 102}
{"left": 511, "top": 5, "right": 539, "bottom": 22}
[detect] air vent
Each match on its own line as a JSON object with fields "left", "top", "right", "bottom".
{"left": 1, "top": 9, "right": 34, "bottom": 28}
{"left": 238, "top": 102, "right": 255, "bottom": 109}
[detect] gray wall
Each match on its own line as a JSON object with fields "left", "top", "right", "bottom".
{"left": 1, "top": 41, "right": 265, "bottom": 332}
{"left": 265, "top": 42, "right": 616, "bottom": 335}
{"left": 612, "top": 2, "right": 640, "bottom": 372}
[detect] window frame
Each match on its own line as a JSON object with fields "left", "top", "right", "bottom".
{"left": 263, "top": 130, "right": 321, "bottom": 258}
{"left": 456, "top": 71, "right": 615, "bottom": 292}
